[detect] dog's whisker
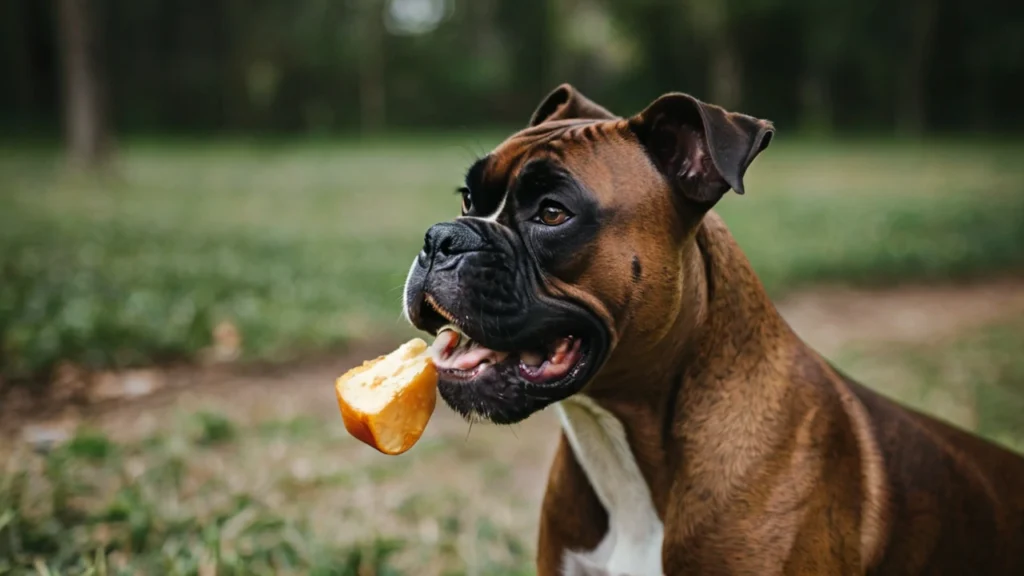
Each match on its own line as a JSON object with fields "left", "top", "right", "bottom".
{"left": 459, "top": 143, "right": 485, "bottom": 163}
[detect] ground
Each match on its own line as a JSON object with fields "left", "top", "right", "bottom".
{"left": 3, "top": 139, "right": 1024, "bottom": 387}
{"left": 2, "top": 138, "right": 1023, "bottom": 574}
{"left": 4, "top": 280, "right": 1023, "bottom": 576}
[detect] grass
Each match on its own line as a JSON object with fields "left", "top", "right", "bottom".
{"left": 1, "top": 313, "right": 1022, "bottom": 575}
{"left": 0, "top": 429, "right": 412, "bottom": 575}
{"left": 0, "top": 410, "right": 538, "bottom": 575}
{"left": 2, "top": 137, "right": 1023, "bottom": 385}
{"left": 836, "top": 312, "right": 1024, "bottom": 453}
{"left": 3, "top": 133, "right": 1022, "bottom": 573}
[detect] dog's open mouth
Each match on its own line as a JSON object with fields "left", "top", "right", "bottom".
{"left": 411, "top": 288, "right": 605, "bottom": 423}
{"left": 430, "top": 326, "right": 583, "bottom": 384}
{"left": 421, "top": 294, "right": 586, "bottom": 386}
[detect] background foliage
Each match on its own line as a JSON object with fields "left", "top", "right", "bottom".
{"left": 1, "top": 2, "right": 1023, "bottom": 574}
{"left": 2, "top": 0, "right": 1023, "bottom": 137}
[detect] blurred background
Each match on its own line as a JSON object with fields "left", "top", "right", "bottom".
{"left": 1, "top": 0, "right": 1023, "bottom": 574}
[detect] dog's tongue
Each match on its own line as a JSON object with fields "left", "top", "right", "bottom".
{"left": 448, "top": 346, "right": 509, "bottom": 370}
{"left": 431, "top": 327, "right": 581, "bottom": 382}
{"left": 431, "top": 329, "right": 509, "bottom": 370}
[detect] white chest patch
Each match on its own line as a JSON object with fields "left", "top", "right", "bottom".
{"left": 556, "top": 395, "right": 665, "bottom": 576}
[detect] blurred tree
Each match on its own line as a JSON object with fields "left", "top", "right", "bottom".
{"left": 2, "top": 0, "right": 35, "bottom": 125}
{"left": 56, "top": 0, "right": 112, "bottom": 168}
{"left": 797, "top": 0, "right": 840, "bottom": 133}
{"left": 603, "top": 0, "right": 704, "bottom": 104}
{"left": 0, "top": 0, "right": 1020, "bottom": 137}
{"left": 221, "top": 0, "right": 252, "bottom": 131}
{"left": 357, "top": 0, "right": 388, "bottom": 133}
{"left": 690, "top": 0, "right": 743, "bottom": 110}
{"left": 896, "top": 0, "right": 938, "bottom": 135}
{"left": 496, "top": 0, "right": 556, "bottom": 113}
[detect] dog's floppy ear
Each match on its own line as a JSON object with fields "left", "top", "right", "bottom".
{"left": 629, "top": 93, "right": 774, "bottom": 205}
{"left": 529, "top": 84, "right": 617, "bottom": 127}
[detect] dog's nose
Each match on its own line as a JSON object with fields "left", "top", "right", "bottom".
{"left": 420, "top": 221, "right": 486, "bottom": 266}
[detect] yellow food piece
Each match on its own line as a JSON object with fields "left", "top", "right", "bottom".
{"left": 335, "top": 338, "right": 438, "bottom": 455}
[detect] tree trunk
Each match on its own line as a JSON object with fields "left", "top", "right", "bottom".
{"left": 708, "top": 33, "right": 743, "bottom": 111}
{"left": 4, "top": 0, "right": 36, "bottom": 121}
{"left": 690, "top": 0, "right": 742, "bottom": 109}
{"left": 497, "top": 0, "right": 553, "bottom": 115}
{"left": 896, "top": 0, "right": 937, "bottom": 135}
{"left": 357, "top": 0, "right": 386, "bottom": 134}
{"left": 221, "top": 0, "right": 251, "bottom": 131}
{"left": 968, "top": 66, "right": 990, "bottom": 132}
{"left": 799, "top": 71, "right": 833, "bottom": 134}
{"left": 57, "top": 0, "right": 111, "bottom": 168}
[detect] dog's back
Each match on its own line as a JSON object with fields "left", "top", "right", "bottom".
{"left": 845, "top": 376, "right": 1024, "bottom": 574}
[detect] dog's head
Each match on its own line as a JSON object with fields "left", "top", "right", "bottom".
{"left": 403, "top": 84, "right": 774, "bottom": 423}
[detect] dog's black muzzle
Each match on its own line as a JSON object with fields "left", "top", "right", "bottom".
{"left": 403, "top": 218, "right": 610, "bottom": 423}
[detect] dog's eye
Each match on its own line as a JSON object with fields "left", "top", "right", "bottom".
{"left": 457, "top": 187, "right": 472, "bottom": 214}
{"left": 535, "top": 200, "right": 572, "bottom": 226}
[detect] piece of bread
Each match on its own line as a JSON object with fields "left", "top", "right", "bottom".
{"left": 335, "top": 338, "right": 438, "bottom": 455}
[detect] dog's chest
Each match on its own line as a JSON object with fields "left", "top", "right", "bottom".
{"left": 556, "top": 396, "right": 665, "bottom": 576}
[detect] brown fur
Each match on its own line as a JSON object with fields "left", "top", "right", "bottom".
{"left": 479, "top": 86, "right": 1024, "bottom": 575}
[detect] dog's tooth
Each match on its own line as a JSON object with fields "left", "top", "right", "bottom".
{"left": 438, "top": 324, "right": 474, "bottom": 350}
{"left": 550, "top": 338, "right": 575, "bottom": 365}
{"left": 431, "top": 329, "right": 461, "bottom": 360}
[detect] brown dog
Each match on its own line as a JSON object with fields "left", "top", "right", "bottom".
{"left": 402, "top": 84, "right": 1024, "bottom": 575}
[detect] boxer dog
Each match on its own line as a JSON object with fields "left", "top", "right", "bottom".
{"left": 403, "top": 84, "right": 1024, "bottom": 575}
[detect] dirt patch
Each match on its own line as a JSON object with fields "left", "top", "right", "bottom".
{"left": 778, "top": 278, "right": 1024, "bottom": 357}
{"left": 9, "top": 279, "right": 1024, "bottom": 452}
{"left": 0, "top": 339, "right": 396, "bottom": 435}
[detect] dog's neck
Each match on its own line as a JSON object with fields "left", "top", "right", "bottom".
{"left": 585, "top": 211, "right": 798, "bottom": 513}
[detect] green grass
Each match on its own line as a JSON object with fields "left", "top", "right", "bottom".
{"left": 0, "top": 429, "right": 411, "bottom": 575}
{"left": 719, "top": 140, "right": 1024, "bottom": 290}
{"left": 836, "top": 312, "right": 1024, "bottom": 452}
{"left": 0, "top": 411, "right": 537, "bottom": 576}
{"left": 2, "top": 137, "right": 1023, "bottom": 384}
{"left": 2, "top": 313, "right": 1022, "bottom": 575}
{"left": 4, "top": 134, "right": 1021, "bottom": 574}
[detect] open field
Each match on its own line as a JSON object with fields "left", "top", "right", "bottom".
{"left": 2, "top": 283, "right": 1023, "bottom": 575}
{"left": 3, "top": 138, "right": 1024, "bottom": 385}
{"left": 2, "top": 136, "right": 1024, "bottom": 574}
